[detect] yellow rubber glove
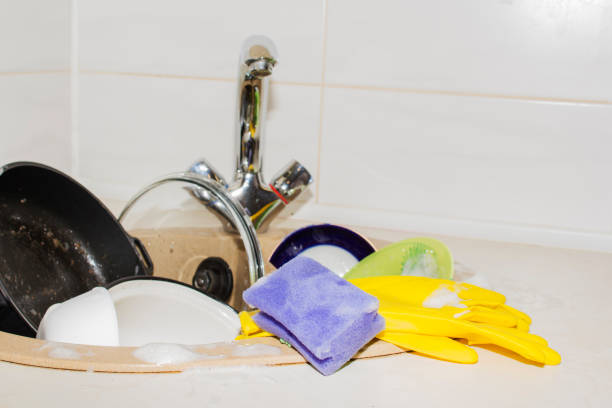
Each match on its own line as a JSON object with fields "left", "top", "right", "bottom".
{"left": 378, "top": 330, "right": 479, "bottom": 363}
{"left": 349, "top": 276, "right": 559, "bottom": 365}
{"left": 235, "top": 310, "right": 273, "bottom": 340}
{"left": 349, "top": 276, "right": 531, "bottom": 331}
{"left": 379, "top": 305, "right": 560, "bottom": 365}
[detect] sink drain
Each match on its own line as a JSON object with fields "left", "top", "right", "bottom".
{"left": 192, "top": 257, "right": 233, "bottom": 303}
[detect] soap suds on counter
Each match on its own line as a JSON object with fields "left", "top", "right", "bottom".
{"left": 37, "top": 342, "right": 93, "bottom": 360}
{"left": 459, "top": 273, "right": 491, "bottom": 289}
{"left": 422, "top": 286, "right": 467, "bottom": 309}
{"left": 48, "top": 346, "right": 82, "bottom": 360}
{"left": 231, "top": 344, "right": 282, "bottom": 357}
{"left": 132, "top": 343, "right": 207, "bottom": 365}
{"left": 179, "top": 365, "right": 279, "bottom": 384}
{"left": 36, "top": 341, "right": 94, "bottom": 360}
{"left": 453, "top": 262, "right": 491, "bottom": 289}
{"left": 200, "top": 341, "right": 233, "bottom": 350}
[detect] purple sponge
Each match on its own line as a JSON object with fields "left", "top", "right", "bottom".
{"left": 242, "top": 256, "right": 385, "bottom": 375}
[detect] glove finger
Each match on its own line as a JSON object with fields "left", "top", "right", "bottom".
{"left": 459, "top": 301, "right": 532, "bottom": 330}
{"left": 452, "top": 307, "right": 519, "bottom": 328}
{"left": 471, "top": 324, "right": 548, "bottom": 345}
{"left": 377, "top": 330, "right": 478, "bottom": 364}
{"left": 376, "top": 292, "right": 525, "bottom": 330}
{"left": 497, "top": 304, "right": 532, "bottom": 325}
{"left": 515, "top": 318, "right": 530, "bottom": 332}
{"left": 380, "top": 309, "right": 557, "bottom": 365}
{"left": 239, "top": 310, "right": 263, "bottom": 335}
{"left": 468, "top": 324, "right": 561, "bottom": 365}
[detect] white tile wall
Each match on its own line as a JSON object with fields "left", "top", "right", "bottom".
{"left": 259, "top": 83, "right": 321, "bottom": 186}
{"left": 78, "top": 74, "right": 234, "bottom": 197}
{"left": 78, "top": 0, "right": 325, "bottom": 83}
{"left": 326, "top": 0, "right": 612, "bottom": 101}
{"left": 0, "top": 74, "right": 71, "bottom": 173}
{"left": 0, "top": 0, "right": 71, "bottom": 72}
{"left": 319, "top": 87, "right": 612, "bottom": 233}
{"left": 3, "top": 0, "right": 612, "bottom": 252}
{"left": 0, "top": 0, "right": 71, "bottom": 174}
{"left": 78, "top": 74, "right": 320, "bottom": 200}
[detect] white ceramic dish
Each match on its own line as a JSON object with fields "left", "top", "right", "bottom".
{"left": 269, "top": 224, "right": 376, "bottom": 277}
{"left": 108, "top": 277, "right": 240, "bottom": 347}
{"left": 36, "top": 287, "right": 119, "bottom": 346}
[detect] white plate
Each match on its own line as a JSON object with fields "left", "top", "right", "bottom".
{"left": 108, "top": 278, "right": 240, "bottom": 347}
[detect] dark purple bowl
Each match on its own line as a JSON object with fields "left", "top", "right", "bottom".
{"left": 269, "top": 224, "right": 376, "bottom": 269}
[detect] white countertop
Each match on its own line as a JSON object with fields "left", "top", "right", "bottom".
{"left": 1, "top": 225, "right": 611, "bottom": 407}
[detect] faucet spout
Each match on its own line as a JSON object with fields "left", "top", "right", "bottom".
{"left": 189, "top": 36, "right": 312, "bottom": 232}
{"left": 235, "top": 36, "right": 277, "bottom": 182}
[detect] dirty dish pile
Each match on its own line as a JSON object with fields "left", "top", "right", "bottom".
{"left": 0, "top": 176, "right": 561, "bottom": 377}
{"left": 0, "top": 163, "right": 260, "bottom": 349}
{"left": 0, "top": 162, "right": 153, "bottom": 336}
{"left": 36, "top": 277, "right": 240, "bottom": 347}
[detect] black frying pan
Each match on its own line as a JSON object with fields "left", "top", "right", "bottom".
{"left": 0, "top": 162, "right": 153, "bottom": 336}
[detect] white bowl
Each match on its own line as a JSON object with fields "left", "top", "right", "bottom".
{"left": 37, "top": 287, "right": 119, "bottom": 346}
{"left": 269, "top": 224, "right": 376, "bottom": 277}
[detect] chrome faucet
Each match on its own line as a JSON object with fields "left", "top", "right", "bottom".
{"left": 189, "top": 36, "right": 312, "bottom": 231}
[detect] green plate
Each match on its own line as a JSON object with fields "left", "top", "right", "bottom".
{"left": 344, "top": 237, "right": 454, "bottom": 280}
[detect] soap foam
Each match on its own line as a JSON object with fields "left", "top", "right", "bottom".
{"left": 47, "top": 346, "right": 83, "bottom": 360}
{"left": 230, "top": 344, "right": 282, "bottom": 357}
{"left": 37, "top": 341, "right": 95, "bottom": 360}
{"left": 402, "top": 251, "right": 438, "bottom": 278}
{"left": 422, "top": 286, "right": 467, "bottom": 309}
{"left": 132, "top": 343, "right": 205, "bottom": 365}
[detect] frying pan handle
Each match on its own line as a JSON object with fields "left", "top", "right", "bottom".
{"left": 130, "top": 236, "right": 154, "bottom": 275}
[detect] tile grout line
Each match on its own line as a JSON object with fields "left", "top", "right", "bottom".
{"left": 0, "top": 70, "right": 68, "bottom": 76}
{"left": 70, "top": 0, "right": 79, "bottom": 178}
{"left": 313, "top": 200, "right": 612, "bottom": 236}
{"left": 78, "top": 69, "right": 612, "bottom": 106}
{"left": 80, "top": 70, "right": 321, "bottom": 87}
{"left": 80, "top": 69, "right": 235, "bottom": 83}
{"left": 315, "top": 0, "right": 330, "bottom": 204}
{"left": 324, "top": 83, "right": 612, "bottom": 106}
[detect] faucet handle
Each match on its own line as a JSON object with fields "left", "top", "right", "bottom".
{"left": 269, "top": 160, "right": 313, "bottom": 204}
{"left": 188, "top": 158, "right": 227, "bottom": 187}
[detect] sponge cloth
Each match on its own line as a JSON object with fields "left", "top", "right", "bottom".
{"left": 243, "top": 256, "right": 385, "bottom": 375}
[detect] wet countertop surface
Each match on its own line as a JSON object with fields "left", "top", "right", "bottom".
{"left": 1, "top": 221, "right": 611, "bottom": 407}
